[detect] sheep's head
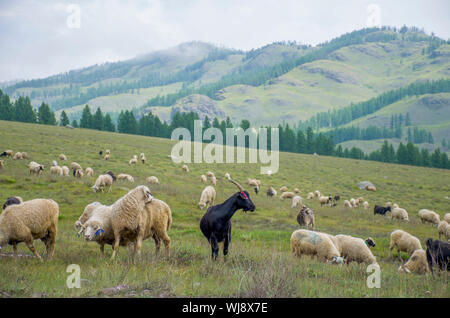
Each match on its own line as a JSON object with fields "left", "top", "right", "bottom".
{"left": 139, "top": 185, "right": 153, "bottom": 203}
{"left": 91, "top": 185, "right": 98, "bottom": 193}
{"left": 398, "top": 249, "right": 429, "bottom": 274}
{"left": 198, "top": 202, "right": 206, "bottom": 209}
{"left": 330, "top": 256, "right": 344, "bottom": 265}
{"left": 82, "top": 221, "right": 104, "bottom": 241}
{"left": 365, "top": 237, "right": 376, "bottom": 248}
{"left": 106, "top": 170, "right": 116, "bottom": 181}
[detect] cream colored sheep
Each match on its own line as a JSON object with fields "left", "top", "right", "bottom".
{"left": 437, "top": 221, "right": 450, "bottom": 241}
{"left": 290, "top": 229, "right": 343, "bottom": 264}
{"left": 74, "top": 168, "right": 84, "bottom": 178}
{"left": 3, "top": 150, "right": 13, "bottom": 157}
{"left": 391, "top": 207, "right": 409, "bottom": 222}
{"left": 104, "top": 153, "right": 110, "bottom": 161}
{"left": 280, "top": 186, "right": 288, "bottom": 193}
{"left": 334, "top": 235, "right": 377, "bottom": 265}
{"left": 129, "top": 157, "right": 138, "bottom": 165}
{"left": 224, "top": 173, "right": 231, "bottom": 181}
{"left": 398, "top": 249, "right": 430, "bottom": 275}
{"left": 59, "top": 154, "right": 67, "bottom": 161}
{"left": 141, "top": 198, "right": 172, "bottom": 256}
{"left": 140, "top": 153, "right": 146, "bottom": 164}
{"left": 210, "top": 175, "right": 217, "bottom": 186}
{"left": 306, "top": 192, "right": 314, "bottom": 200}
{"left": 92, "top": 174, "right": 114, "bottom": 193}
{"left": 117, "top": 173, "right": 135, "bottom": 183}
{"left": 363, "top": 201, "right": 369, "bottom": 209}
{"left": 71, "top": 162, "right": 82, "bottom": 171}
{"left": 0, "top": 160, "right": 4, "bottom": 169}
{"left": 392, "top": 203, "right": 399, "bottom": 209}
{"left": 52, "top": 160, "right": 58, "bottom": 167}
{"left": 386, "top": 202, "right": 392, "bottom": 208}
{"left": 418, "top": 209, "right": 440, "bottom": 226}
{"left": 28, "top": 161, "right": 44, "bottom": 175}
{"left": 146, "top": 176, "right": 159, "bottom": 185}
{"left": 389, "top": 229, "right": 421, "bottom": 261}
{"left": 61, "top": 166, "right": 69, "bottom": 176}
{"left": 314, "top": 190, "right": 321, "bottom": 198}
{"left": 0, "top": 199, "right": 59, "bottom": 261}
{"left": 318, "top": 195, "right": 332, "bottom": 206}
{"left": 13, "top": 152, "right": 23, "bottom": 160}
{"left": 365, "top": 185, "right": 376, "bottom": 192}
{"left": 357, "top": 197, "right": 364, "bottom": 204}
{"left": 182, "top": 164, "right": 189, "bottom": 172}
{"left": 444, "top": 213, "right": 450, "bottom": 223}
{"left": 50, "top": 165, "right": 63, "bottom": 176}
{"left": 200, "top": 175, "right": 207, "bottom": 183}
{"left": 206, "top": 171, "right": 215, "bottom": 178}
{"left": 293, "top": 188, "right": 300, "bottom": 194}
{"left": 291, "top": 195, "right": 303, "bottom": 209}
{"left": 85, "top": 167, "right": 94, "bottom": 177}
{"left": 79, "top": 204, "right": 115, "bottom": 254}
{"left": 344, "top": 200, "right": 352, "bottom": 208}
{"left": 198, "top": 186, "right": 216, "bottom": 209}
{"left": 110, "top": 185, "right": 154, "bottom": 259}
{"left": 349, "top": 198, "right": 357, "bottom": 207}
{"left": 21, "top": 152, "right": 28, "bottom": 159}
{"left": 105, "top": 149, "right": 111, "bottom": 155}
{"left": 280, "top": 192, "right": 295, "bottom": 199}
{"left": 75, "top": 202, "right": 102, "bottom": 232}
{"left": 266, "top": 186, "right": 277, "bottom": 197}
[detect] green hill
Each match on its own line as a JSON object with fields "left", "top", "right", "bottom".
{"left": 0, "top": 120, "right": 449, "bottom": 297}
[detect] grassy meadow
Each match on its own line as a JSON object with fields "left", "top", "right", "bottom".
{"left": 0, "top": 120, "right": 449, "bottom": 298}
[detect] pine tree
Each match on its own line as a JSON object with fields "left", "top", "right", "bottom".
{"left": 405, "top": 113, "right": 411, "bottom": 126}
{"left": 14, "top": 96, "right": 36, "bottom": 123}
{"left": 103, "top": 114, "right": 115, "bottom": 132}
{"left": 92, "top": 107, "right": 104, "bottom": 130}
{"left": 306, "top": 126, "right": 314, "bottom": 154}
{"left": 59, "top": 110, "right": 70, "bottom": 126}
{"left": 0, "top": 89, "right": 14, "bottom": 121}
{"left": 71, "top": 119, "right": 79, "bottom": 128}
{"left": 296, "top": 129, "right": 306, "bottom": 153}
{"left": 38, "top": 102, "right": 56, "bottom": 125}
{"left": 80, "top": 105, "right": 93, "bottom": 128}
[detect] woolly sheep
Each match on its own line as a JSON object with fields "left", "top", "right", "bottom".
{"left": 198, "top": 185, "right": 216, "bottom": 209}
{"left": 266, "top": 186, "right": 277, "bottom": 197}
{"left": 357, "top": 197, "right": 364, "bottom": 204}
{"left": 117, "top": 173, "right": 135, "bottom": 183}
{"left": 363, "top": 201, "right": 369, "bottom": 209}
{"left": 296, "top": 206, "right": 314, "bottom": 229}
{"left": 182, "top": 164, "right": 189, "bottom": 172}
{"left": 140, "top": 153, "right": 146, "bottom": 164}
{"left": 104, "top": 153, "right": 110, "bottom": 161}
{"left": 92, "top": 174, "right": 114, "bottom": 193}
{"left": 291, "top": 195, "right": 303, "bottom": 209}
{"left": 75, "top": 202, "right": 102, "bottom": 232}
{"left": 210, "top": 175, "right": 217, "bottom": 186}
{"left": 280, "top": 186, "right": 288, "bottom": 193}
{"left": 307, "top": 192, "right": 314, "bottom": 200}
{"left": 334, "top": 235, "right": 377, "bottom": 265}
{"left": 391, "top": 207, "right": 409, "bottom": 222}
{"left": 344, "top": 200, "right": 352, "bottom": 208}
{"left": 13, "top": 152, "right": 23, "bottom": 160}
{"left": 389, "top": 229, "right": 422, "bottom": 261}
{"left": 206, "top": 171, "right": 215, "bottom": 178}
{"left": 59, "top": 154, "right": 67, "bottom": 161}
{"left": 2, "top": 150, "right": 13, "bottom": 157}
{"left": 146, "top": 176, "right": 159, "bottom": 184}
{"left": 61, "top": 166, "right": 69, "bottom": 176}
{"left": 437, "top": 221, "right": 450, "bottom": 241}
{"left": 2, "top": 196, "right": 24, "bottom": 210}
{"left": 80, "top": 204, "right": 115, "bottom": 255}
{"left": 386, "top": 202, "right": 392, "bottom": 208}
{"left": 28, "top": 161, "right": 44, "bottom": 176}
{"left": 71, "top": 162, "right": 82, "bottom": 171}
{"left": 52, "top": 160, "right": 58, "bottom": 167}
{"left": 141, "top": 198, "right": 172, "bottom": 256}
{"left": 365, "top": 185, "right": 376, "bottom": 192}
{"left": 85, "top": 167, "right": 94, "bottom": 177}
{"left": 293, "top": 188, "right": 300, "bottom": 194}
{"left": 318, "top": 195, "right": 332, "bottom": 206}
{"left": 280, "top": 192, "right": 295, "bottom": 199}
{"left": 110, "top": 185, "right": 154, "bottom": 259}
{"left": 418, "top": 209, "right": 440, "bottom": 226}
{"left": 129, "top": 157, "right": 138, "bottom": 165}
{"left": 349, "top": 198, "right": 357, "bottom": 207}
{"left": 0, "top": 199, "right": 59, "bottom": 261}
{"left": 74, "top": 168, "right": 84, "bottom": 178}
{"left": 314, "top": 190, "right": 321, "bottom": 198}
{"left": 444, "top": 213, "right": 450, "bottom": 224}
{"left": 50, "top": 165, "right": 63, "bottom": 176}
{"left": 105, "top": 149, "right": 111, "bottom": 155}
{"left": 21, "top": 152, "right": 28, "bottom": 159}
{"left": 398, "top": 249, "right": 430, "bottom": 275}
{"left": 290, "top": 229, "right": 343, "bottom": 264}
{"left": 0, "top": 160, "right": 4, "bottom": 169}
{"left": 200, "top": 175, "right": 207, "bottom": 183}
{"left": 392, "top": 203, "right": 399, "bottom": 209}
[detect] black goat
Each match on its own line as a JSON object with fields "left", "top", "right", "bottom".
{"left": 426, "top": 238, "right": 450, "bottom": 273}
{"left": 200, "top": 179, "right": 255, "bottom": 259}
{"left": 374, "top": 205, "right": 391, "bottom": 215}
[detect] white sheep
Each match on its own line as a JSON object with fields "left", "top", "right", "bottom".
{"left": 74, "top": 168, "right": 84, "bottom": 178}
{"left": 280, "top": 186, "right": 288, "bottom": 193}
{"left": 2, "top": 150, "right": 13, "bottom": 157}
{"left": 129, "top": 157, "right": 138, "bottom": 165}
{"left": 75, "top": 202, "right": 102, "bottom": 232}
{"left": 28, "top": 161, "right": 44, "bottom": 175}
{"left": 182, "top": 164, "right": 189, "bottom": 172}
{"left": 314, "top": 190, "right": 321, "bottom": 198}
{"left": 50, "top": 165, "right": 63, "bottom": 176}
{"left": 437, "top": 221, "right": 450, "bottom": 241}
{"left": 146, "top": 176, "right": 159, "bottom": 185}
{"left": 444, "top": 213, "right": 450, "bottom": 224}
{"left": 224, "top": 173, "right": 231, "bottom": 181}
{"left": 398, "top": 249, "right": 430, "bottom": 275}
{"left": 110, "top": 185, "right": 154, "bottom": 259}
{"left": 290, "top": 229, "right": 343, "bottom": 264}
{"left": 85, "top": 167, "right": 94, "bottom": 177}
{"left": 391, "top": 207, "right": 409, "bottom": 222}
{"left": 349, "top": 198, "right": 357, "bottom": 207}
{"left": 200, "top": 175, "right": 207, "bottom": 183}
{"left": 117, "top": 173, "right": 135, "bottom": 183}
{"left": 307, "top": 192, "right": 314, "bottom": 200}
{"left": 344, "top": 200, "right": 352, "bottom": 208}
{"left": 198, "top": 185, "right": 216, "bottom": 209}
{"left": 13, "top": 152, "right": 23, "bottom": 160}
{"left": 363, "top": 201, "right": 369, "bottom": 209}
{"left": 104, "top": 153, "right": 110, "bottom": 161}
{"left": 210, "top": 175, "right": 217, "bottom": 186}
{"left": 293, "top": 188, "right": 300, "bottom": 194}
{"left": 334, "top": 235, "right": 377, "bottom": 265}
{"left": 291, "top": 195, "right": 303, "bottom": 209}
{"left": 51, "top": 160, "right": 58, "bottom": 167}
{"left": 71, "top": 162, "right": 82, "bottom": 171}
{"left": 0, "top": 199, "right": 59, "bottom": 261}
{"left": 206, "top": 171, "right": 215, "bottom": 178}
{"left": 389, "top": 229, "right": 422, "bottom": 261}
{"left": 418, "top": 209, "right": 440, "bottom": 226}
{"left": 318, "top": 195, "right": 332, "bottom": 206}
{"left": 92, "top": 174, "right": 114, "bottom": 193}
{"left": 105, "top": 149, "right": 111, "bottom": 155}
{"left": 140, "top": 153, "right": 146, "bottom": 164}
{"left": 61, "top": 166, "right": 69, "bottom": 176}
{"left": 365, "top": 185, "right": 376, "bottom": 192}
{"left": 280, "top": 191, "right": 295, "bottom": 199}
{"left": 59, "top": 154, "right": 67, "bottom": 161}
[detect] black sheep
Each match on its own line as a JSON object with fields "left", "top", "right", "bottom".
{"left": 374, "top": 205, "right": 391, "bottom": 215}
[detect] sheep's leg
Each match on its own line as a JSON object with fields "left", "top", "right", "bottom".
{"left": 135, "top": 233, "right": 144, "bottom": 258}
{"left": 45, "top": 227, "right": 57, "bottom": 260}
{"left": 111, "top": 232, "right": 121, "bottom": 260}
{"left": 153, "top": 234, "right": 161, "bottom": 255}
{"left": 162, "top": 233, "right": 171, "bottom": 257}
{"left": 12, "top": 243, "right": 18, "bottom": 258}
{"left": 99, "top": 244, "right": 105, "bottom": 255}
{"left": 25, "top": 239, "right": 42, "bottom": 262}
{"left": 397, "top": 249, "right": 403, "bottom": 262}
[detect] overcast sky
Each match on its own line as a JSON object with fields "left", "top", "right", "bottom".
{"left": 0, "top": 0, "right": 449, "bottom": 82}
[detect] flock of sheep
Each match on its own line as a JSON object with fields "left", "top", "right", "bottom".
{"left": 0, "top": 148, "right": 449, "bottom": 277}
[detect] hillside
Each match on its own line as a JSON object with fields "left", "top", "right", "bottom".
{"left": 0, "top": 120, "right": 449, "bottom": 297}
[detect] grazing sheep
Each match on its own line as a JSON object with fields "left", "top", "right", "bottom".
{"left": 307, "top": 192, "right": 314, "bottom": 200}
{"left": 357, "top": 197, "right": 364, "bottom": 204}
{"left": 28, "top": 161, "right": 44, "bottom": 176}
{"left": 104, "top": 153, "right": 110, "bottom": 161}
{"left": 129, "top": 157, "right": 137, "bottom": 165}
{"left": 349, "top": 198, "right": 357, "bottom": 207}
{"left": 75, "top": 202, "right": 102, "bottom": 232}
{"left": 61, "top": 166, "right": 69, "bottom": 176}
{"left": 280, "top": 186, "right": 288, "bottom": 193}
{"left": 266, "top": 186, "right": 277, "bottom": 197}
{"left": 206, "top": 171, "right": 215, "bottom": 178}
{"left": 444, "top": 213, "right": 450, "bottom": 224}
{"left": 290, "top": 229, "right": 343, "bottom": 264}
{"left": 50, "top": 165, "right": 63, "bottom": 176}
{"left": 142, "top": 198, "right": 172, "bottom": 256}
{"left": 210, "top": 175, "right": 217, "bottom": 186}
{"left": 198, "top": 185, "right": 216, "bottom": 209}
{"left": 392, "top": 203, "right": 399, "bottom": 209}
{"left": 224, "top": 173, "right": 231, "bottom": 181}
{"left": 293, "top": 188, "right": 300, "bottom": 194}
{"left": 314, "top": 190, "right": 321, "bottom": 198}
{"left": 418, "top": 209, "right": 440, "bottom": 226}
{"left": 2, "top": 196, "right": 24, "bottom": 210}
{"left": 79, "top": 204, "right": 115, "bottom": 254}
{"left": 0, "top": 199, "right": 59, "bottom": 261}
{"left": 85, "top": 167, "right": 94, "bottom": 177}
{"left": 13, "top": 152, "right": 23, "bottom": 160}
{"left": 74, "top": 168, "right": 84, "bottom": 178}
{"left": 59, "top": 154, "right": 67, "bottom": 161}
{"left": 146, "top": 176, "right": 159, "bottom": 185}
{"left": 0, "top": 159, "right": 4, "bottom": 169}
{"left": 117, "top": 173, "right": 135, "bottom": 183}
{"left": 437, "top": 221, "right": 450, "bottom": 241}
{"left": 398, "top": 249, "right": 430, "bottom": 275}
{"left": 391, "top": 207, "right": 409, "bottom": 222}
{"left": 182, "top": 164, "right": 189, "bottom": 172}
{"left": 291, "top": 195, "right": 303, "bottom": 209}
{"left": 363, "top": 201, "right": 369, "bottom": 209}
{"left": 19, "top": 152, "right": 27, "bottom": 159}
{"left": 110, "top": 185, "right": 154, "bottom": 259}
{"left": 140, "top": 153, "right": 146, "bottom": 164}
{"left": 52, "top": 160, "right": 58, "bottom": 167}
{"left": 105, "top": 149, "right": 110, "bottom": 155}
{"left": 386, "top": 202, "right": 392, "bottom": 208}
{"left": 365, "top": 184, "right": 376, "bottom": 192}
{"left": 296, "top": 206, "right": 314, "bottom": 229}
{"left": 92, "top": 173, "right": 115, "bottom": 193}
{"left": 0, "top": 150, "right": 13, "bottom": 157}
{"left": 247, "top": 178, "right": 261, "bottom": 194}
{"left": 374, "top": 205, "right": 391, "bottom": 215}
{"left": 200, "top": 175, "right": 207, "bottom": 183}
{"left": 334, "top": 235, "right": 377, "bottom": 265}
{"left": 318, "top": 195, "right": 333, "bottom": 206}
{"left": 71, "top": 162, "right": 82, "bottom": 171}
{"left": 344, "top": 200, "right": 352, "bottom": 208}
{"left": 389, "top": 229, "right": 422, "bottom": 261}
{"left": 280, "top": 192, "right": 295, "bottom": 199}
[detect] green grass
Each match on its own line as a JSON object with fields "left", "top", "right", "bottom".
{"left": 0, "top": 120, "right": 449, "bottom": 298}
